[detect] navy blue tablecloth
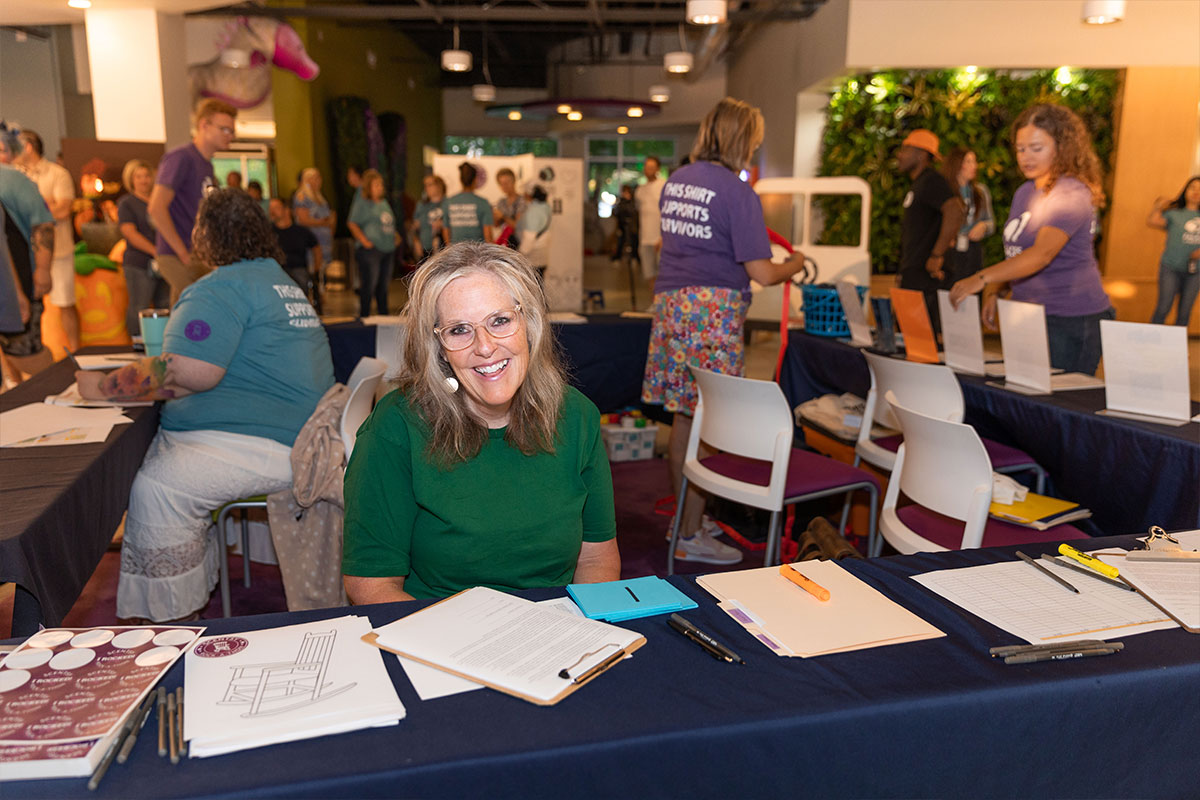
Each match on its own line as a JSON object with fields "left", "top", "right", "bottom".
{"left": 780, "top": 333, "right": 1200, "bottom": 535}
{"left": 10, "top": 535, "right": 1198, "bottom": 799}
{"left": 324, "top": 315, "right": 651, "bottom": 414}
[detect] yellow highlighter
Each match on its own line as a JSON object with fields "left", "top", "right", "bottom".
{"left": 1058, "top": 544, "right": 1120, "bottom": 580}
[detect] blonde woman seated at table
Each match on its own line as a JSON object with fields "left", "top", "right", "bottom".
{"left": 76, "top": 188, "right": 334, "bottom": 622}
{"left": 342, "top": 242, "right": 620, "bottom": 602}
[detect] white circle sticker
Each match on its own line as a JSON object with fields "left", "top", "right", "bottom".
{"left": 152, "top": 629, "right": 197, "bottom": 647}
{"left": 70, "top": 630, "right": 115, "bottom": 648}
{"left": 134, "top": 646, "right": 179, "bottom": 667}
{"left": 2, "top": 648, "right": 53, "bottom": 670}
{"left": 0, "top": 670, "right": 32, "bottom": 693}
{"left": 111, "top": 629, "right": 155, "bottom": 649}
{"left": 26, "top": 630, "right": 73, "bottom": 648}
{"left": 49, "top": 649, "right": 96, "bottom": 671}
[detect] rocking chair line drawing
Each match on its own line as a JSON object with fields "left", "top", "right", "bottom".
{"left": 220, "top": 630, "right": 356, "bottom": 718}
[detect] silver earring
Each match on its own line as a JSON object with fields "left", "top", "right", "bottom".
{"left": 444, "top": 376, "right": 459, "bottom": 392}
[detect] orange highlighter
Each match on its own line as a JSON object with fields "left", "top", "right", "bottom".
{"left": 779, "top": 564, "right": 831, "bottom": 602}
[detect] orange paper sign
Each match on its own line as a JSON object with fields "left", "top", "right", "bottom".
{"left": 889, "top": 288, "right": 939, "bottom": 364}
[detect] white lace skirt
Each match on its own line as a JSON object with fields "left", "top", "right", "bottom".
{"left": 116, "top": 428, "right": 292, "bottom": 621}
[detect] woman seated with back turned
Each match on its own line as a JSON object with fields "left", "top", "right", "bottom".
{"left": 77, "top": 188, "right": 334, "bottom": 622}
{"left": 342, "top": 242, "right": 620, "bottom": 602}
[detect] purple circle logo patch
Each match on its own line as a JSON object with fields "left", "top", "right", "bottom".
{"left": 193, "top": 636, "right": 249, "bottom": 658}
{"left": 185, "top": 320, "right": 211, "bottom": 341}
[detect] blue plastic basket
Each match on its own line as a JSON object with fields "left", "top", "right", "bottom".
{"left": 800, "top": 284, "right": 868, "bottom": 337}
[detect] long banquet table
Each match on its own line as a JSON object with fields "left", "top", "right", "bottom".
{"left": 324, "top": 314, "right": 652, "bottom": 413}
{"left": 779, "top": 331, "right": 1200, "bottom": 536}
{"left": 7, "top": 534, "right": 1197, "bottom": 799}
{"left": 0, "top": 355, "right": 159, "bottom": 635}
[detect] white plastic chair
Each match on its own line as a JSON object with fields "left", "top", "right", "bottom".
{"left": 879, "top": 391, "right": 1086, "bottom": 554}
{"left": 212, "top": 356, "right": 387, "bottom": 617}
{"left": 667, "top": 367, "right": 880, "bottom": 573}
{"left": 857, "top": 352, "right": 1046, "bottom": 492}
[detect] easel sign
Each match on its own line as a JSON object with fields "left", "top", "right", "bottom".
{"left": 836, "top": 281, "right": 873, "bottom": 347}
{"left": 1098, "top": 320, "right": 1191, "bottom": 426}
{"left": 937, "top": 290, "right": 988, "bottom": 376}
{"left": 888, "top": 288, "right": 939, "bottom": 364}
{"left": 992, "top": 299, "right": 1104, "bottom": 394}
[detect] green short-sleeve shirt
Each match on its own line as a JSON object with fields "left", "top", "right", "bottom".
{"left": 444, "top": 191, "right": 492, "bottom": 243}
{"left": 342, "top": 386, "right": 616, "bottom": 599}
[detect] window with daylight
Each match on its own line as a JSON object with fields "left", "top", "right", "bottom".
{"left": 586, "top": 137, "right": 675, "bottom": 218}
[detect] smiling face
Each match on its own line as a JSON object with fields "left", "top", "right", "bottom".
{"left": 436, "top": 272, "right": 529, "bottom": 428}
{"left": 1015, "top": 125, "right": 1056, "bottom": 185}
{"left": 132, "top": 166, "right": 154, "bottom": 197}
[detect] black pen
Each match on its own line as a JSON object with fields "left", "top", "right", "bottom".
{"left": 1004, "top": 646, "right": 1120, "bottom": 665}
{"left": 1040, "top": 553, "right": 1136, "bottom": 592}
{"left": 668, "top": 614, "right": 744, "bottom": 665}
{"left": 1016, "top": 550, "right": 1079, "bottom": 593}
{"left": 116, "top": 693, "right": 156, "bottom": 764}
{"left": 63, "top": 346, "right": 82, "bottom": 371}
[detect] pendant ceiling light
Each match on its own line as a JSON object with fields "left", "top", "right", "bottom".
{"left": 441, "top": 25, "right": 472, "bottom": 72}
{"left": 1081, "top": 0, "right": 1125, "bottom": 24}
{"left": 664, "top": 52, "right": 693, "bottom": 74}
{"left": 686, "top": 0, "right": 726, "bottom": 25}
{"left": 649, "top": 85, "right": 670, "bottom": 103}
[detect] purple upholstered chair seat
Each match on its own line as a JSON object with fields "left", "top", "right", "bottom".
{"left": 895, "top": 505, "right": 1089, "bottom": 550}
{"left": 872, "top": 434, "right": 1035, "bottom": 470}
{"left": 700, "top": 450, "right": 880, "bottom": 498}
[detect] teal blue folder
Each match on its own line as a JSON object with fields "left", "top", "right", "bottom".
{"left": 566, "top": 576, "right": 697, "bottom": 622}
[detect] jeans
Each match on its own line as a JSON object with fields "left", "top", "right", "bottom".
{"left": 1046, "top": 307, "right": 1115, "bottom": 376}
{"left": 355, "top": 247, "right": 394, "bottom": 317}
{"left": 123, "top": 264, "right": 170, "bottom": 337}
{"left": 1150, "top": 265, "right": 1200, "bottom": 326}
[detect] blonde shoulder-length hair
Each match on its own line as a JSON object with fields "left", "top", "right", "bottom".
{"left": 121, "top": 159, "right": 154, "bottom": 194}
{"left": 690, "top": 96, "right": 765, "bottom": 173}
{"left": 398, "top": 241, "right": 567, "bottom": 466}
{"left": 294, "top": 167, "right": 327, "bottom": 206}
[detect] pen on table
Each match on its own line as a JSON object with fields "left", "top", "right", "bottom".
{"left": 116, "top": 693, "right": 157, "bottom": 764}
{"left": 668, "top": 613, "right": 744, "bottom": 665}
{"left": 989, "top": 640, "right": 1115, "bottom": 657}
{"left": 63, "top": 346, "right": 82, "bottom": 371}
{"left": 175, "top": 687, "right": 186, "bottom": 760}
{"left": 625, "top": 586, "right": 639, "bottom": 602}
{"left": 779, "top": 564, "right": 831, "bottom": 602}
{"left": 156, "top": 686, "right": 167, "bottom": 757}
{"left": 1040, "top": 553, "right": 1135, "bottom": 592}
{"left": 167, "top": 692, "right": 178, "bottom": 764}
{"left": 88, "top": 700, "right": 143, "bottom": 790}
{"left": 1058, "top": 543, "right": 1121, "bottom": 580}
{"left": 1015, "top": 550, "right": 1078, "bottom": 593}
{"left": 1004, "top": 646, "right": 1121, "bottom": 665}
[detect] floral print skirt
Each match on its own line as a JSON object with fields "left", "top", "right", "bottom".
{"left": 640, "top": 286, "right": 750, "bottom": 415}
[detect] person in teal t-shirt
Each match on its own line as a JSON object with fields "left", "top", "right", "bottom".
{"left": 411, "top": 173, "right": 447, "bottom": 260}
{"left": 443, "top": 162, "right": 493, "bottom": 245}
{"left": 76, "top": 188, "right": 335, "bottom": 623}
{"left": 342, "top": 242, "right": 620, "bottom": 602}
{"left": 1148, "top": 176, "right": 1200, "bottom": 326}
{"left": 348, "top": 169, "right": 398, "bottom": 318}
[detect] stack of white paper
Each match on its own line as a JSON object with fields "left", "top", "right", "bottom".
{"left": 0, "top": 402, "right": 133, "bottom": 448}
{"left": 184, "top": 616, "right": 405, "bottom": 758}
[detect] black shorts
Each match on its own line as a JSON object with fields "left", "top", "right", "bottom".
{"left": 0, "top": 298, "right": 45, "bottom": 358}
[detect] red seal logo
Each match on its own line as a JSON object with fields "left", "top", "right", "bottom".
{"left": 194, "top": 636, "right": 249, "bottom": 658}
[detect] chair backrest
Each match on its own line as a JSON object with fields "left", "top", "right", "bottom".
{"left": 862, "top": 352, "right": 965, "bottom": 430}
{"left": 686, "top": 367, "right": 795, "bottom": 510}
{"left": 883, "top": 391, "right": 993, "bottom": 549}
{"left": 340, "top": 356, "right": 388, "bottom": 460}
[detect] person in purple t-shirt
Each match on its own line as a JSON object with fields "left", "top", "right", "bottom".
{"left": 641, "top": 97, "right": 806, "bottom": 566}
{"left": 950, "top": 104, "right": 1113, "bottom": 375}
{"left": 148, "top": 98, "right": 236, "bottom": 305}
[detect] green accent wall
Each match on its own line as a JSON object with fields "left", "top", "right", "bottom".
{"left": 270, "top": 15, "right": 443, "bottom": 204}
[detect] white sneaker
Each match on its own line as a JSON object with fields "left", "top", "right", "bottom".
{"left": 675, "top": 529, "right": 743, "bottom": 565}
{"left": 665, "top": 514, "right": 722, "bottom": 542}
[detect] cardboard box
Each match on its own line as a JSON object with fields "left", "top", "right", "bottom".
{"left": 600, "top": 424, "right": 658, "bottom": 462}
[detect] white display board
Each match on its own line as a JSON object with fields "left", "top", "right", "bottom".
{"left": 749, "top": 176, "right": 873, "bottom": 322}
{"left": 431, "top": 154, "right": 584, "bottom": 311}
{"left": 1099, "top": 320, "right": 1191, "bottom": 423}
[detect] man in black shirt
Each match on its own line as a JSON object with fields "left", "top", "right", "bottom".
{"left": 269, "top": 197, "right": 322, "bottom": 311}
{"left": 896, "top": 129, "right": 963, "bottom": 332}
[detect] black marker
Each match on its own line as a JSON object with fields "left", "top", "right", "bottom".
{"left": 668, "top": 614, "right": 744, "bottom": 664}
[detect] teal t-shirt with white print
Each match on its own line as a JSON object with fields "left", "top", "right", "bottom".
{"left": 160, "top": 257, "right": 334, "bottom": 446}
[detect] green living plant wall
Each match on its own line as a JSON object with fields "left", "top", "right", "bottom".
{"left": 817, "top": 68, "right": 1120, "bottom": 272}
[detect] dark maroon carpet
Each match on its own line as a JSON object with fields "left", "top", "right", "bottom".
{"left": 1, "top": 457, "right": 783, "bottom": 638}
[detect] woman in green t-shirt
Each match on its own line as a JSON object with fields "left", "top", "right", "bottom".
{"left": 342, "top": 242, "right": 621, "bottom": 602}
{"left": 1147, "top": 176, "right": 1200, "bottom": 326}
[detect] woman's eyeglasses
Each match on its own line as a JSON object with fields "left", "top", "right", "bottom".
{"left": 434, "top": 305, "right": 523, "bottom": 351}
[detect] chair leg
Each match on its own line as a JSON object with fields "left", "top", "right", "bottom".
{"left": 666, "top": 477, "right": 689, "bottom": 576}
{"left": 866, "top": 485, "right": 880, "bottom": 558}
{"left": 1033, "top": 465, "right": 1046, "bottom": 495}
{"left": 240, "top": 515, "right": 251, "bottom": 588}
{"left": 215, "top": 511, "right": 232, "bottom": 618}
{"left": 765, "top": 510, "right": 782, "bottom": 567}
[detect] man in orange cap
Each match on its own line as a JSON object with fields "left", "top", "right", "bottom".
{"left": 896, "top": 128, "right": 962, "bottom": 331}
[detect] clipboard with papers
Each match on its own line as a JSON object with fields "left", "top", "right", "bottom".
{"left": 362, "top": 586, "right": 646, "bottom": 706}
